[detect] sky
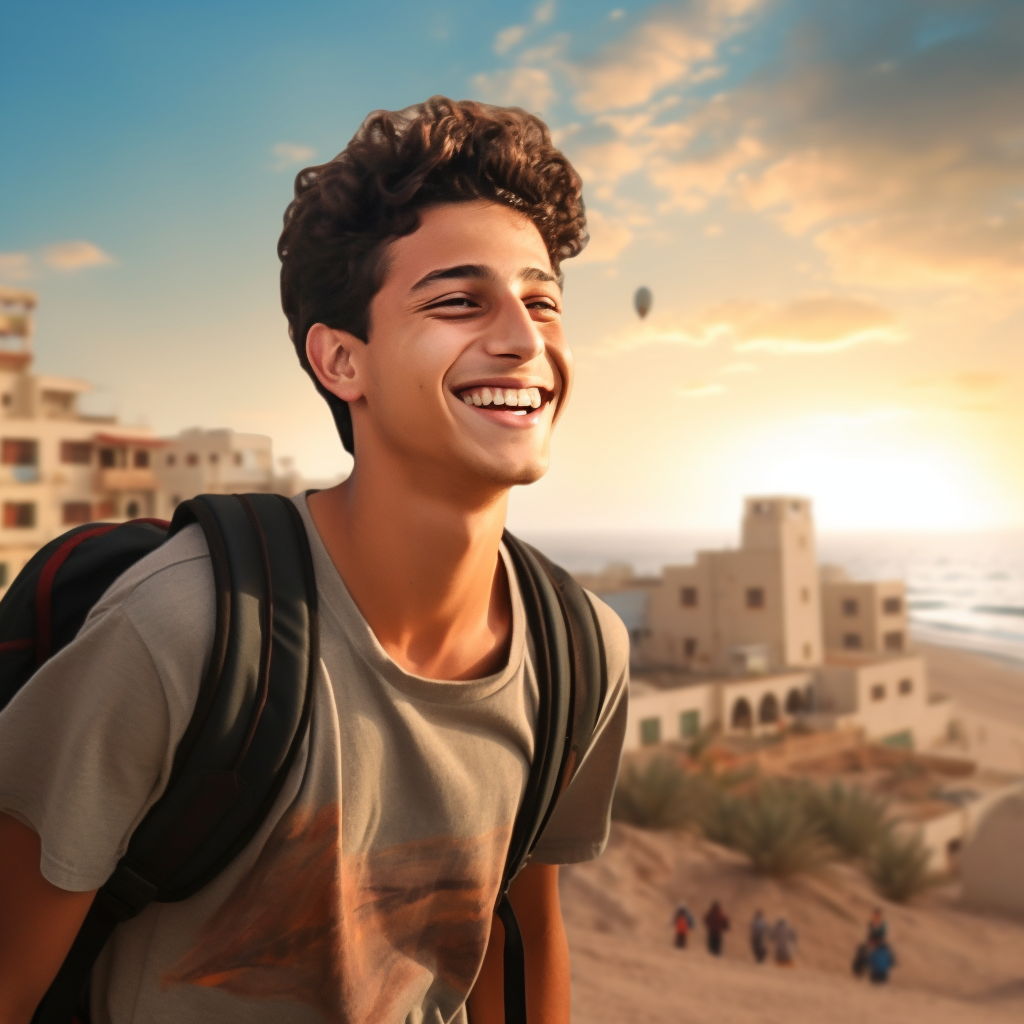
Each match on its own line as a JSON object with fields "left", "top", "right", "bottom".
{"left": 2, "top": 0, "right": 1022, "bottom": 533}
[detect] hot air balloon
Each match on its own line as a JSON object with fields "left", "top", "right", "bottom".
{"left": 634, "top": 286, "right": 652, "bottom": 319}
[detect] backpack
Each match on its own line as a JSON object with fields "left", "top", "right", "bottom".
{"left": 0, "top": 493, "right": 607, "bottom": 1024}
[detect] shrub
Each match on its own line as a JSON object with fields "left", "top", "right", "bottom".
{"left": 805, "top": 782, "right": 892, "bottom": 860}
{"left": 730, "top": 783, "right": 835, "bottom": 877}
{"left": 866, "top": 830, "right": 935, "bottom": 903}
{"left": 611, "top": 757, "right": 713, "bottom": 830}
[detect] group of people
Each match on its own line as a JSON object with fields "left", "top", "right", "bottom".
{"left": 852, "top": 909, "right": 897, "bottom": 984}
{"left": 672, "top": 903, "right": 798, "bottom": 965}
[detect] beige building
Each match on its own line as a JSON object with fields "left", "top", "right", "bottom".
{"left": 589, "top": 495, "right": 954, "bottom": 754}
{"left": 820, "top": 570, "right": 909, "bottom": 653}
{"left": 0, "top": 291, "right": 320, "bottom": 596}
{"left": 641, "top": 497, "right": 821, "bottom": 674}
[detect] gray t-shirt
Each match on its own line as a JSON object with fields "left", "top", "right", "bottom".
{"left": 0, "top": 494, "right": 629, "bottom": 1024}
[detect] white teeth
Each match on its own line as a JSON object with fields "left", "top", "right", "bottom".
{"left": 460, "top": 385, "right": 546, "bottom": 409}
{"left": 530, "top": 388, "right": 542, "bottom": 408}
{"left": 472, "top": 392, "right": 482, "bottom": 406}
{"left": 493, "top": 389, "right": 505, "bottom": 406}
{"left": 517, "top": 389, "right": 530, "bottom": 407}
{"left": 505, "top": 389, "right": 519, "bottom": 406}
{"left": 463, "top": 394, "right": 473, "bottom": 405}
{"left": 481, "top": 387, "right": 493, "bottom": 406}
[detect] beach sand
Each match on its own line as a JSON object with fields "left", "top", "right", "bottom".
{"left": 562, "top": 642, "right": 1024, "bottom": 1022}
{"left": 919, "top": 642, "right": 1024, "bottom": 772}
{"left": 563, "top": 824, "right": 1024, "bottom": 1024}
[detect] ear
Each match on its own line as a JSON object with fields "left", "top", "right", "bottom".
{"left": 305, "top": 324, "right": 366, "bottom": 403}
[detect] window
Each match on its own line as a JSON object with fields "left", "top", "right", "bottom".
{"left": 234, "top": 452, "right": 243, "bottom": 466}
{"left": 731, "top": 698, "right": 753, "bottom": 730}
{"left": 803, "top": 642, "right": 813, "bottom": 660}
{"left": 683, "top": 637, "right": 698, "bottom": 658}
{"left": 680, "top": 710, "right": 700, "bottom": 738}
{"left": 884, "top": 631, "right": 904, "bottom": 652}
{"left": 843, "top": 633, "right": 862, "bottom": 650}
{"left": 1, "top": 439, "right": 38, "bottom": 466}
{"left": 95, "top": 501, "right": 116, "bottom": 519}
{"left": 209, "top": 453, "right": 219, "bottom": 464}
{"left": 0, "top": 563, "right": 7, "bottom": 587}
{"left": 680, "top": 586, "right": 698, "bottom": 607}
{"left": 640, "top": 717, "right": 661, "bottom": 746}
{"left": 870, "top": 683, "right": 886, "bottom": 701}
{"left": 790, "top": 501, "right": 801, "bottom": 512}
{"left": 60, "top": 441, "right": 93, "bottom": 464}
{"left": 800, "top": 586, "right": 810, "bottom": 603}
{"left": 746, "top": 587, "right": 765, "bottom": 609}
{"left": 759, "top": 692, "right": 779, "bottom": 724}
{"left": 3, "top": 502, "right": 36, "bottom": 528}
{"left": 1, "top": 394, "right": 10, "bottom": 407}
{"left": 62, "top": 502, "right": 92, "bottom": 525}
{"left": 186, "top": 453, "right": 199, "bottom": 467}
{"left": 883, "top": 596, "right": 903, "bottom": 615}
{"left": 126, "top": 500, "right": 140, "bottom": 518}
{"left": 899, "top": 678, "right": 913, "bottom": 695}
{"left": 99, "top": 447, "right": 117, "bottom": 468}
{"left": 133, "top": 449, "right": 150, "bottom": 468}
{"left": 842, "top": 598, "right": 859, "bottom": 616}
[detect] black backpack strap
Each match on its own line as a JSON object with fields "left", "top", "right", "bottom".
{"left": 32, "top": 494, "right": 318, "bottom": 1024}
{"left": 496, "top": 531, "right": 607, "bottom": 1024}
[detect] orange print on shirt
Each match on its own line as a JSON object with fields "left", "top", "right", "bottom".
{"left": 163, "top": 803, "right": 511, "bottom": 1023}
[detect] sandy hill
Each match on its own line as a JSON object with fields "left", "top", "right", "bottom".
{"left": 561, "top": 823, "right": 1024, "bottom": 1024}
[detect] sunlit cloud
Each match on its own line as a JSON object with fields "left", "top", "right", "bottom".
{"left": 0, "top": 252, "right": 33, "bottom": 281}
{"left": 533, "top": 1, "right": 556, "bottom": 25}
{"left": 572, "top": 208, "right": 633, "bottom": 264}
{"left": 43, "top": 241, "right": 114, "bottom": 272}
{"left": 472, "top": 66, "right": 555, "bottom": 113}
{"left": 271, "top": 143, "right": 316, "bottom": 170}
{"left": 719, "top": 361, "right": 757, "bottom": 373}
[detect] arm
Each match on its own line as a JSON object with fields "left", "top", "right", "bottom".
{"left": 0, "top": 813, "right": 96, "bottom": 1024}
{"left": 466, "top": 862, "right": 570, "bottom": 1024}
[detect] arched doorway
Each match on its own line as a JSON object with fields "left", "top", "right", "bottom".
{"left": 759, "top": 692, "right": 779, "bottom": 724}
{"left": 731, "top": 698, "right": 753, "bottom": 731}
{"left": 785, "top": 688, "right": 804, "bottom": 714}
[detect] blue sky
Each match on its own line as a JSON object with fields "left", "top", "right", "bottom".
{"left": 3, "top": 0, "right": 1023, "bottom": 531}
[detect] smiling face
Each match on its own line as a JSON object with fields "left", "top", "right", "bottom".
{"left": 313, "top": 200, "right": 573, "bottom": 500}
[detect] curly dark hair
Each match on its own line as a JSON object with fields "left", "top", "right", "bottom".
{"left": 278, "top": 96, "right": 588, "bottom": 455}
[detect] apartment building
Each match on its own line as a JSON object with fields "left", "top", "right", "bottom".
{"left": 820, "top": 570, "right": 909, "bottom": 654}
{"left": 0, "top": 291, "right": 313, "bottom": 596}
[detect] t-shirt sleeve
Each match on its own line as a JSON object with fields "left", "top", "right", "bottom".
{"left": 530, "top": 591, "right": 629, "bottom": 865}
{"left": 0, "top": 527, "right": 214, "bottom": 892}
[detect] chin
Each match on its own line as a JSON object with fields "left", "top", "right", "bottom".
{"left": 470, "top": 447, "right": 550, "bottom": 488}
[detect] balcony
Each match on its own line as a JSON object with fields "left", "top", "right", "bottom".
{"left": 97, "top": 468, "right": 158, "bottom": 491}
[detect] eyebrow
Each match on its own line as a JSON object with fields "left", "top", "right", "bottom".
{"left": 410, "top": 263, "right": 559, "bottom": 292}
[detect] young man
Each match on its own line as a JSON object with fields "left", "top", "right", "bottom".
{"left": 0, "top": 97, "right": 629, "bottom": 1023}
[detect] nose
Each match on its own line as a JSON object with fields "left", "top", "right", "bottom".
{"left": 483, "top": 291, "right": 545, "bottom": 362}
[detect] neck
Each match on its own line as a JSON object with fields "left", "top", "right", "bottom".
{"left": 307, "top": 448, "right": 512, "bottom": 681}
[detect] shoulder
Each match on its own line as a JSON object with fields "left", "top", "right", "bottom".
{"left": 83, "top": 522, "right": 215, "bottom": 653}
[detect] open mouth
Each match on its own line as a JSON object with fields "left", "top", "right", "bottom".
{"left": 454, "top": 385, "right": 553, "bottom": 417}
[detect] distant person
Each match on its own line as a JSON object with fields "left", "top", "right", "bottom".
{"left": 770, "top": 917, "right": 798, "bottom": 966}
{"left": 867, "top": 907, "right": 887, "bottom": 946}
{"left": 750, "top": 909, "right": 770, "bottom": 963}
{"left": 704, "top": 900, "right": 731, "bottom": 956}
{"left": 867, "top": 941, "right": 896, "bottom": 983}
{"left": 852, "top": 941, "right": 870, "bottom": 978}
{"left": 673, "top": 903, "right": 695, "bottom": 948}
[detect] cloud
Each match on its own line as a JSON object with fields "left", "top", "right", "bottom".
{"left": 533, "top": 1, "right": 556, "bottom": 25}
{"left": 572, "top": 208, "right": 633, "bottom": 264}
{"left": 43, "top": 241, "right": 114, "bottom": 272}
{"left": 494, "top": 25, "right": 527, "bottom": 55}
{"left": 675, "top": 382, "right": 726, "bottom": 398}
{"left": 472, "top": 67, "right": 555, "bottom": 112}
{"left": 720, "top": 360, "right": 757, "bottom": 373}
{"left": 690, "top": 295, "right": 902, "bottom": 354}
{"left": 271, "top": 143, "right": 317, "bottom": 170}
{"left": 906, "top": 372, "right": 1005, "bottom": 393}
{"left": 0, "top": 252, "right": 33, "bottom": 281}
{"left": 571, "top": 0, "right": 761, "bottom": 114}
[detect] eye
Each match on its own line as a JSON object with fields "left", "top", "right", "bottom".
{"left": 526, "top": 298, "right": 560, "bottom": 313}
{"left": 425, "top": 295, "right": 480, "bottom": 312}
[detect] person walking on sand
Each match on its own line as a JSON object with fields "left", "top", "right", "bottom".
{"left": 704, "top": 900, "right": 730, "bottom": 956}
{"left": 868, "top": 940, "right": 896, "bottom": 983}
{"left": 867, "top": 907, "right": 887, "bottom": 946}
{"left": 673, "top": 903, "right": 695, "bottom": 949}
{"left": 750, "top": 909, "right": 769, "bottom": 963}
{"left": 770, "top": 916, "right": 798, "bottom": 967}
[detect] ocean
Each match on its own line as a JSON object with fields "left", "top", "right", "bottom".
{"left": 522, "top": 529, "right": 1024, "bottom": 667}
